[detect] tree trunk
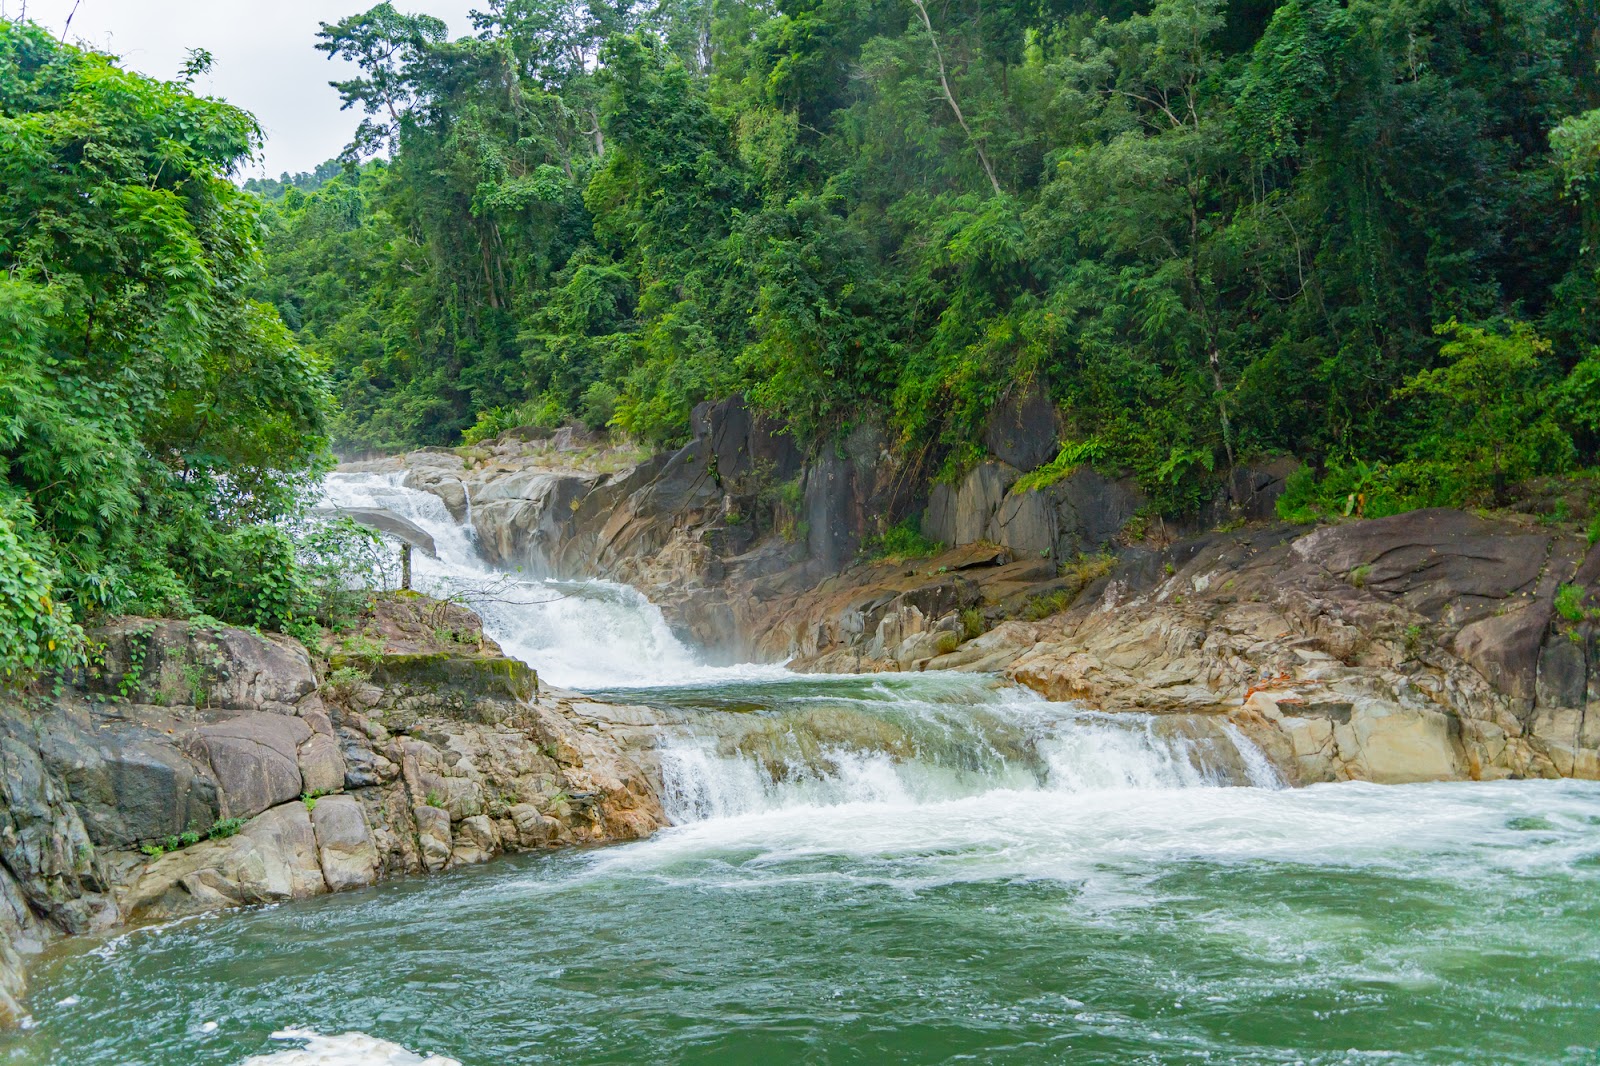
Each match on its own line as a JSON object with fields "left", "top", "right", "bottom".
{"left": 909, "top": 0, "right": 1003, "bottom": 198}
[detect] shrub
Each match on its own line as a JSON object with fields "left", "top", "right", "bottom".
{"left": 868, "top": 518, "right": 941, "bottom": 560}
{"left": 0, "top": 503, "right": 83, "bottom": 685}
{"left": 1555, "top": 584, "right": 1588, "bottom": 623}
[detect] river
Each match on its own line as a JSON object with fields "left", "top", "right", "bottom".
{"left": 4, "top": 472, "right": 1598, "bottom": 1065}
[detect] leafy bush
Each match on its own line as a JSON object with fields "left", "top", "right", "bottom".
{"left": 1014, "top": 439, "right": 1108, "bottom": 493}
{"left": 868, "top": 518, "right": 942, "bottom": 561}
{"left": 1555, "top": 584, "right": 1591, "bottom": 624}
{"left": 0, "top": 502, "right": 83, "bottom": 683}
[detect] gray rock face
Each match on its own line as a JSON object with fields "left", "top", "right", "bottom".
{"left": 92, "top": 620, "right": 316, "bottom": 713}
{"left": 186, "top": 715, "right": 310, "bottom": 820}
{"left": 310, "top": 796, "right": 379, "bottom": 891}
{"left": 34, "top": 708, "right": 218, "bottom": 849}
{"left": 983, "top": 383, "right": 1060, "bottom": 472}
{"left": 0, "top": 727, "right": 113, "bottom": 936}
{"left": 1049, "top": 468, "right": 1144, "bottom": 556}
{"left": 297, "top": 732, "right": 347, "bottom": 797}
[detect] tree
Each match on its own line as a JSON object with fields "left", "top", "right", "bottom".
{"left": 0, "top": 20, "right": 333, "bottom": 668}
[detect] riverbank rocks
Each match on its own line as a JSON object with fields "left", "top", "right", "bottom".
{"left": 0, "top": 594, "right": 667, "bottom": 1019}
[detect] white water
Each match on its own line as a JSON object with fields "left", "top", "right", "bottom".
{"left": 240, "top": 1030, "right": 459, "bottom": 1066}
{"left": 319, "top": 471, "right": 1284, "bottom": 825}
{"left": 319, "top": 471, "right": 788, "bottom": 690}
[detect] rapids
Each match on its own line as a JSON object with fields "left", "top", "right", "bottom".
{"left": 2, "top": 472, "right": 1596, "bottom": 1065}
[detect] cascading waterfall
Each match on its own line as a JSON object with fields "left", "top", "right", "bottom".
{"left": 319, "top": 471, "right": 787, "bottom": 690}
{"left": 320, "top": 471, "right": 1284, "bottom": 831}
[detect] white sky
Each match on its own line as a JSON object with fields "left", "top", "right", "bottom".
{"left": 6, "top": 0, "right": 481, "bottom": 179}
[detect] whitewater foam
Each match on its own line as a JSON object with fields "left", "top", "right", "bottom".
{"left": 239, "top": 1029, "right": 460, "bottom": 1066}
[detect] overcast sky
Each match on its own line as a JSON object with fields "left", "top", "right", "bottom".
{"left": 6, "top": 0, "right": 481, "bottom": 178}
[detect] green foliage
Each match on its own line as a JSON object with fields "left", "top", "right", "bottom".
{"left": 868, "top": 518, "right": 941, "bottom": 560}
{"left": 208, "top": 817, "right": 247, "bottom": 840}
{"left": 1554, "top": 583, "right": 1598, "bottom": 625}
{"left": 959, "top": 607, "right": 986, "bottom": 641}
{"left": 0, "top": 22, "right": 336, "bottom": 662}
{"left": 0, "top": 501, "right": 82, "bottom": 683}
{"left": 244, "top": 1, "right": 1599, "bottom": 514}
{"left": 1014, "top": 439, "right": 1107, "bottom": 493}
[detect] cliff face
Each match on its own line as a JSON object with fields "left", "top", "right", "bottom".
{"left": 0, "top": 596, "right": 664, "bottom": 1025}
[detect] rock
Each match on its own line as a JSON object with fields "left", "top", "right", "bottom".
{"left": 331, "top": 507, "right": 439, "bottom": 558}
{"left": 451, "top": 815, "right": 499, "bottom": 866}
{"left": 983, "top": 383, "right": 1060, "bottom": 472}
{"left": 1292, "top": 509, "right": 1553, "bottom": 625}
{"left": 186, "top": 714, "right": 312, "bottom": 820}
{"left": 126, "top": 802, "right": 327, "bottom": 921}
{"left": 510, "top": 804, "right": 561, "bottom": 848}
{"left": 1050, "top": 468, "right": 1143, "bottom": 556}
{"left": 336, "top": 653, "right": 537, "bottom": 713}
{"left": 1453, "top": 605, "right": 1549, "bottom": 713}
{"left": 413, "top": 805, "right": 452, "bottom": 872}
{"left": 804, "top": 451, "right": 862, "bottom": 571}
{"left": 297, "top": 733, "right": 347, "bottom": 797}
{"left": 310, "top": 796, "right": 379, "bottom": 892}
{"left": 35, "top": 708, "right": 219, "bottom": 849}
{"left": 93, "top": 619, "right": 316, "bottom": 713}
{"left": 0, "top": 728, "right": 114, "bottom": 934}
{"left": 988, "top": 488, "right": 1056, "bottom": 558}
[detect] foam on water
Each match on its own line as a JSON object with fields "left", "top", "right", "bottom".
{"left": 239, "top": 1029, "right": 459, "bottom": 1066}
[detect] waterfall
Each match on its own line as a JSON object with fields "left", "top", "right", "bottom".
{"left": 318, "top": 470, "right": 1285, "bottom": 816}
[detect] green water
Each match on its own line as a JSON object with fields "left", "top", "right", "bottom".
{"left": 4, "top": 768, "right": 1599, "bottom": 1064}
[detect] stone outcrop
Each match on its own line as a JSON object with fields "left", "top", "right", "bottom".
{"left": 0, "top": 595, "right": 665, "bottom": 1024}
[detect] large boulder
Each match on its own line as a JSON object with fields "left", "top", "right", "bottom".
{"left": 125, "top": 802, "right": 328, "bottom": 921}
{"left": 92, "top": 620, "right": 316, "bottom": 713}
{"left": 983, "top": 383, "right": 1060, "bottom": 473}
{"left": 310, "top": 795, "right": 379, "bottom": 892}
{"left": 184, "top": 715, "right": 311, "bottom": 820}
{"left": 36, "top": 708, "right": 219, "bottom": 849}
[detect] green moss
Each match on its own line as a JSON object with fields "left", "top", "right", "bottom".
{"left": 331, "top": 651, "right": 537, "bottom": 703}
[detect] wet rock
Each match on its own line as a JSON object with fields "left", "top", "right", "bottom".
{"left": 333, "top": 507, "right": 439, "bottom": 559}
{"left": 35, "top": 708, "right": 218, "bottom": 849}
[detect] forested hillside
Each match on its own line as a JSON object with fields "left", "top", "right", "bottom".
{"left": 255, "top": 0, "right": 1600, "bottom": 514}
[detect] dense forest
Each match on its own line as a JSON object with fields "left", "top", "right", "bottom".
{"left": 252, "top": 0, "right": 1600, "bottom": 515}
{"left": 4, "top": 2, "right": 1600, "bottom": 676}
{"left": 1, "top": 22, "right": 365, "bottom": 676}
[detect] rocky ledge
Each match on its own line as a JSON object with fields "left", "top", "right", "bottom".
{"left": 760, "top": 509, "right": 1599, "bottom": 786}
{"left": 0, "top": 595, "right": 664, "bottom": 1025}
